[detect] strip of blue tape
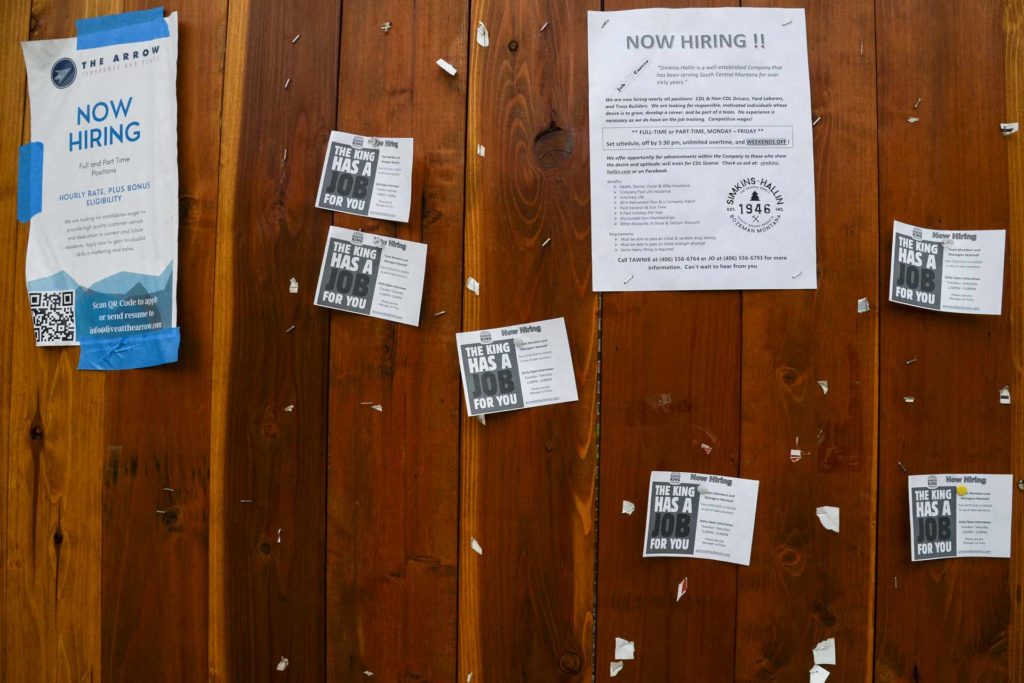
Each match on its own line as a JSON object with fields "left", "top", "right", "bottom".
{"left": 78, "top": 327, "right": 180, "bottom": 371}
{"left": 16, "top": 142, "right": 43, "bottom": 223}
{"left": 76, "top": 7, "right": 168, "bottom": 49}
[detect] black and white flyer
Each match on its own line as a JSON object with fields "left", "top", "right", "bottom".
{"left": 908, "top": 474, "right": 1012, "bottom": 562}
{"left": 313, "top": 226, "right": 426, "bottom": 326}
{"left": 588, "top": 8, "right": 817, "bottom": 291}
{"left": 889, "top": 221, "right": 1006, "bottom": 315}
{"left": 643, "top": 471, "right": 759, "bottom": 565}
{"left": 456, "top": 318, "right": 578, "bottom": 417}
{"left": 315, "top": 131, "right": 413, "bottom": 223}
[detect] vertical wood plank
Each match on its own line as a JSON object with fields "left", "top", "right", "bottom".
{"left": 0, "top": 0, "right": 32, "bottom": 678}
{"left": 460, "top": 0, "right": 598, "bottom": 679}
{"left": 735, "top": 2, "right": 880, "bottom": 681}
{"left": 4, "top": 3, "right": 120, "bottom": 681}
{"left": 325, "top": 0, "right": 468, "bottom": 680}
{"left": 595, "top": 2, "right": 742, "bottom": 681}
{"left": 209, "top": 0, "right": 339, "bottom": 679}
{"left": 874, "top": 2, "right": 1012, "bottom": 680}
{"left": 98, "top": 2, "right": 226, "bottom": 681}
{"left": 1008, "top": 0, "right": 1024, "bottom": 679}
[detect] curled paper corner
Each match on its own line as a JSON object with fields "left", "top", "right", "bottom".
{"left": 676, "top": 577, "right": 688, "bottom": 601}
{"left": 466, "top": 276, "right": 480, "bottom": 295}
{"left": 817, "top": 380, "right": 829, "bottom": 395}
{"left": 610, "top": 661, "right": 624, "bottom": 677}
{"left": 476, "top": 144, "right": 486, "bottom": 157}
{"left": 1001, "top": 122, "right": 1019, "bottom": 136}
{"left": 476, "top": 414, "right": 486, "bottom": 426}
{"left": 1000, "top": 386, "right": 1011, "bottom": 404}
{"left": 857, "top": 297, "right": 870, "bottom": 313}
{"left": 621, "top": 500, "right": 635, "bottom": 515}
{"left": 470, "top": 537, "right": 483, "bottom": 555}
{"left": 812, "top": 637, "right": 836, "bottom": 666}
{"left": 476, "top": 21, "right": 490, "bottom": 47}
{"left": 816, "top": 506, "right": 840, "bottom": 533}
{"left": 436, "top": 58, "right": 458, "bottom": 76}
{"left": 288, "top": 277, "right": 299, "bottom": 293}
{"left": 613, "top": 637, "right": 635, "bottom": 660}
{"left": 809, "top": 664, "right": 831, "bottom": 683}
{"left": 790, "top": 448, "right": 803, "bottom": 463}
{"left": 276, "top": 656, "right": 289, "bottom": 672}
{"left": 956, "top": 484, "right": 968, "bottom": 496}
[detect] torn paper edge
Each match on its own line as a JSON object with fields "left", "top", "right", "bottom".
{"left": 809, "top": 664, "right": 831, "bottom": 682}
{"left": 276, "top": 656, "right": 289, "bottom": 671}
{"left": 817, "top": 380, "right": 829, "bottom": 395}
{"left": 610, "top": 661, "right": 624, "bottom": 677}
{"left": 1000, "top": 385, "right": 1011, "bottom": 404}
{"left": 815, "top": 506, "right": 840, "bottom": 533}
{"left": 676, "top": 577, "right": 687, "bottom": 602}
{"left": 436, "top": 58, "right": 457, "bottom": 76}
{"left": 476, "top": 21, "right": 489, "bottom": 47}
{"left": 614, "top": 637, "right": 635, "bottom": 660}
{"left": 812, "top": 637, "right": 836, "bottom": 666}
{"left": 470, "top": 537, "right": 483, "bottom": 555}
{"left": 621, "top": 500, "right": 635, "bottom": 515}
{"left": 466, "top": 276, "right": 480, "bottom": 295}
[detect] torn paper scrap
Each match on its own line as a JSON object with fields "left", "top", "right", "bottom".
{"left": 614, "top": 637, "right": 635, "bottom": 660}
{"left": 363, "top": 672, "right": 374, "bottom": 678}
{"left": 466, "top": 276, "right": 480, "bottom": 295}
{"left": 809, "top": 665, "right": 831, "bottom": 683}
{"left": 677, "top": 577, "right": 687, "bottom": 601}
{"left": 476, "top": 21, "right": 490, "bottom": 47}
{"left": 790, "top": 449, "right": 803, "bottom": 463}
{"left": 476, "top": 144, "right": 486, "bottom": 157}
{"left": 812, "top": 637, "right": 836, "bottom": 666}
{"left": 816, "top": 506, "right": 840, "bottom": 533}
{"left": 610, "top": 661, "right": 624, "bottom": 677}
{"left": 476, "top": 414, "right": 486, "bottom": 426}
{"left": 276, "top": 657, "right": 289, "bottom": 671}
{"left": 288, "top": 277, "right": 299, "bottom": 293}
{"left": 436, "top": 58, "right": 458, "bottom": 76}
{"left": 470, "top": 537, "right": 483, "bottom": 555}
{"left": 817, "top": 380, "right": 829, "bottom": 395}
{"left": 1000, "top": 386, "right": 1011, "bottom": 404}
{"left": 621, "top": 500, "right": 635, "bottom": 515}
{"left": 1001, "top": 122, "right": 1019, "bottom": 136}
{"left": 857, "top": 297, "right": 870, "bottom": 313}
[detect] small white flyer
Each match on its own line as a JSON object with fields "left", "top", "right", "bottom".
{"left": 456, "top": 318, "right": 578, "bottom": 417}
{"left": 908, "top": 474, "right": 1012, "bottom": 562}
{"left": 313, "top": 226, "right": 426, "bottom": 326}
{"left": 889, "top": 221, "right": 1006, "bottom": 315}
{"left": 643, "top": 471, "right": 759, "bottom": 565}
{"left": 315, "top": 131, "right": 413, "bottom": 223}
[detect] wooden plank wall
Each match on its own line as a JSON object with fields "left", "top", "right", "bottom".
{"left": 0, "top": 1, "right": 1020, "bottom": 682}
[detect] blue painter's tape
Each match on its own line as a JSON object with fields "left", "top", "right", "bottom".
{"left": 17, "top": 142, "right": 43, "bottom": 222}
{"left": 76, "top": 8, "right": 169, "bottom": 49}
{"left": 78, "top": 327, "right": 180, "bottom": 371}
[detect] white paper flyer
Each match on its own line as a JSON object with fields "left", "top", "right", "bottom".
{"left": 456, "top": 318, "right": 578, "bottom": 417}
{"left": 313, "top": 226, "right": 427, "bottom": 326}
{"left": 588, "top": 8, "right": 817, "bottom": 291}
{"left": 908, "top": 474, "right": 1012, "bottom": 561}
{"left": 643, "top": 470, "right": 759, "bottom": 565}
{"left": 889, "top": 221, "right": 1006, "bottom": 315}
{"left": 315, "top": 131, "right": 413, "bottom": 223}
{"left": 19, "top": 9, "right": 180, "bottom": 369}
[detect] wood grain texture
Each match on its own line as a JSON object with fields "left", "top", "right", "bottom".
{"left": 1007, "top": 1, "right": 1024, "bottom": 679}
{"left": 595, "top": 2, "right": 742, "bottom": 681}
{"left": 325, "top": 1, "right": 468, "bottom": 680}
{"left": 0, "top": 0, "right": 30, "bottom": 674}
{"left": 209, "top": 0, "right": 338, "bottom": 679}
{"left": 3, "top": 4, "right": 119, "bottom": 681}
{"left": 460, "top": 0, "right": 599, "bottom": 680}
{"left": 874, "top": 2, "right": 1013, "bottom": 680}
{"left": 735, "top": 1, "right": 879, "bottom": 681}
{"left": 97, "top": 2, "right": 226, "bottom": 681}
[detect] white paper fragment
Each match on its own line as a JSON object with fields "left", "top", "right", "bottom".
{"left": 476, "top": 414, "right": 486, "bottom": 426}
{"left": 363, "top": 672, "right": 374, "bottom": 678}
{"left": 288, "top": 277, "right": 299, "bottom": 293}
{"left": 1000, "top": 385, "right": 1011, "bottom": 404}
{"left": 809, "top": 665, "right": 831, "bottom": 683}
{"left": 812, "top": 638, "right": 836, "bottom": 666}
{"left": 816, "top": 506, "right": 840, "bottom": 533}
{"left": 276, "top": 657, "right": 289, "bottom": 672}
{"left": 476, "top": 21, "right": 490, "bottom": 47}
{"left": 467, "top": 675, "right": 473, "bottom": 682}
{"left": 614, "top": 637, "right": 635, "bottom": 660}
{"left": 476, "top": 144, "right": 486, "bottom": 157}
{"left": 903, "top": 396, "right": 915, "bottom": 404}
{"left": 621, "top": 500, "right": 635, "bottom": 515}
{"left": 1001, "top": 122, "right": 1019, "bottom": 136}
{"left": 857, "top": 297, "right": 870, "bottom": 313}
{"left": 610, "top": 661, "right": 624, "bottom": 677}
{"left": 790, "top": 449, "right": 803, "bottom": 463}
{"left": 371, "top": 404, "right": 383, "bottom": 412}
{"left": 817, "top": 380, "right": 829, "bottom": 395}
{"left": 284, "top": 404, "right": 295, "bottom": 413}
{"left": 436, "top": 58, "right": 458, "bottom": 76}
{"left": 697, "top": 484, "right": 709, "bottom": 495}
{"left": 700, "top": 443, "right": 713, "bottom": 455}
{"left": 906, "top": 116, "right": 920, "bottom": 123}
{"left": 470, "top": 537, "right": 483, "bottom": 555}
{"left": 466, "top": 276, "right": 480, "bottom": 295}
{"left": 676, "top": 577, "right": 688, "bottom": 601}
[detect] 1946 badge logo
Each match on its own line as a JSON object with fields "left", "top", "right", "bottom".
{"left": 725, "top": 177, "right": 784, "bottom": 233}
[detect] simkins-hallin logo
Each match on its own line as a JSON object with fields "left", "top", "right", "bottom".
{"left": 725, "top": 177, "right": 784, "bottom": 233}
{"left": 50, "top": 58, "right": 77, "bottom": 89}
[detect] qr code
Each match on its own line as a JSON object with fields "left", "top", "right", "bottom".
{"left": 30, "top": 290, "right": 76, "bottom": 343}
